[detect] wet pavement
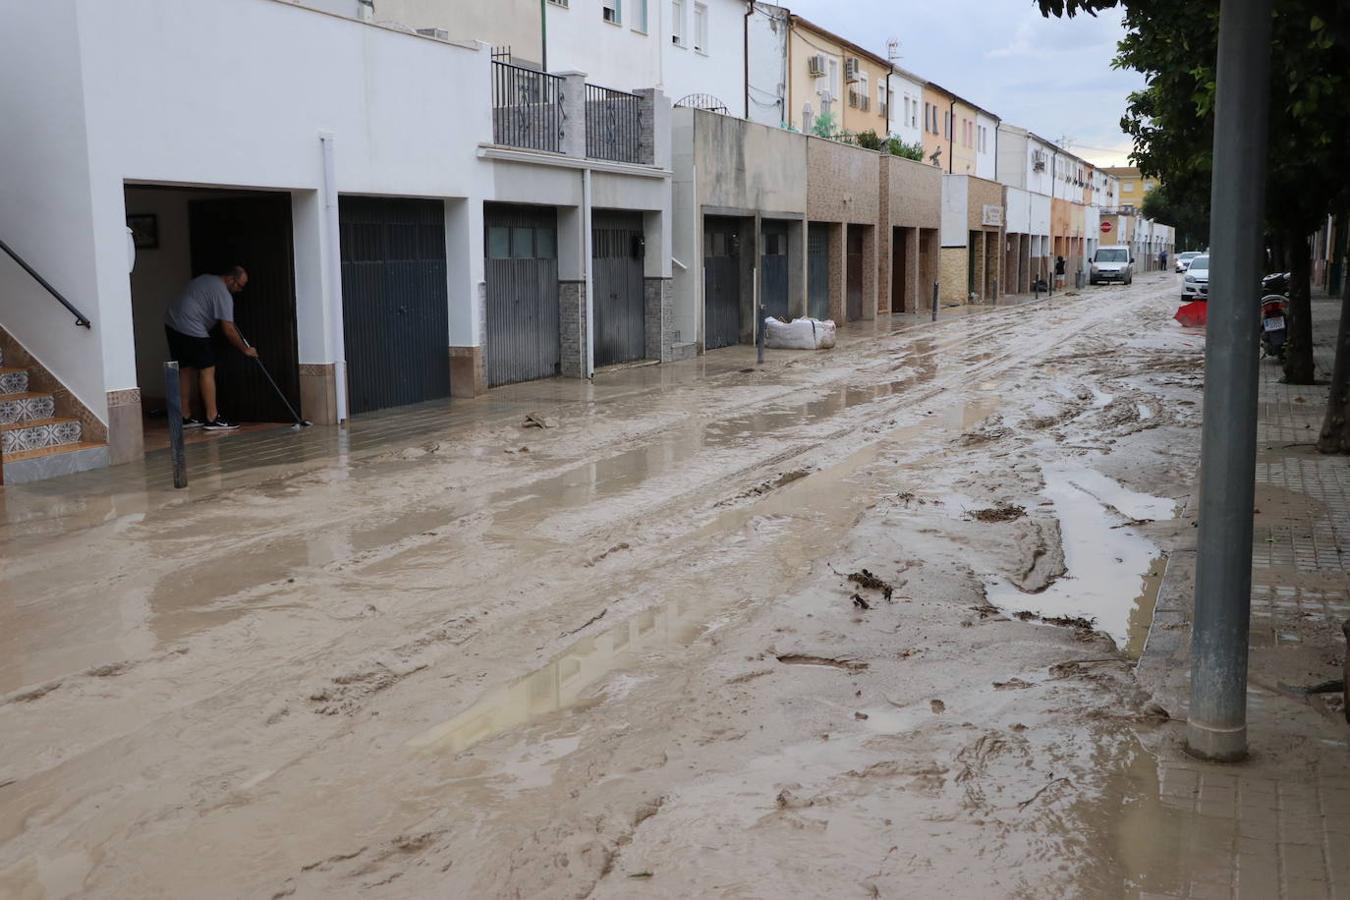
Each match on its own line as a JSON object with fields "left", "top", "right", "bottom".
{"left": 2, "top": 276, "right": 1347, "bottom": 898}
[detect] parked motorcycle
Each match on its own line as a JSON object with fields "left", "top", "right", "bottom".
{"left": 1260, "top": 292, "right": 1288, "bottom": 359}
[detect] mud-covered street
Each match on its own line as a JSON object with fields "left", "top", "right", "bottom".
{"left": 0, "top": 274, "right": 1259, "bottom": 896}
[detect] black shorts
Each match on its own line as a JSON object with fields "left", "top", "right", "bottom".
{"left": 165, "top": 326, "right": 217, "bottom": 370}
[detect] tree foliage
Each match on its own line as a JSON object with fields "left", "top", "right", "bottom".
{"left": 1141, "top": 184, "right": 1208, "bottom": 251}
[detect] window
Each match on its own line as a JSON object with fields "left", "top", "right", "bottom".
{"left": 693, "top": 2, "right": 707, "bottom": 52}
{"left": 878, "top": 82, "right": 887, "bottom": 119}
{"left": 488, "top": 226, "right": 510, "bottom": 259}
{"left": 671, "top": 0, "right": 684, "bottom": 45}
{"left": 910, "top": 95, "right": 918, "bottom": 129}
{"left": 632, "top": 0, "right": 647, "bottom": 32}
{"left": 943, "top": 110, "right": 951, "bottom": 140}
{"left": 1122, "top": 182, "right": 1135, "bottom": 193}
{"left": 828, "top": 58, "right": 839, "bottom": 100}
{"left": 602, "top": 0, "right": 621, "bottom": 25}
{"left": 509, "top": 227, "right": 534, "bottom": 259}
{"left": 547, "top": 0, "right": 568, "bottom": 6}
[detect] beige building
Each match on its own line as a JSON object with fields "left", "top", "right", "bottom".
{"left": 786, "top": 16, "right": 892, "bottom": 138}
{"left": 1102, "top": 165, "right": 1160, "bottom": 212}
{"left": 369, "top": 0, "right": 545, "bottom": 67}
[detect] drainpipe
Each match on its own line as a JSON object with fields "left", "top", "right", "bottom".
{"left": 744, "top": 2, "right": 752, "bottom": 120}
{"left": 947, "top": 99, "right": 955, "bottom": 173}
{"left": 320, "top": 133, "right": 349, "bottom": 425}
{"left": 583, "top": 168, "right": 595, "bottom": 378}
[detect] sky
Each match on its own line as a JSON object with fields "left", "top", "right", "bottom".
{"left": 783, "top": 0, "right": 1145, "bottom": 167}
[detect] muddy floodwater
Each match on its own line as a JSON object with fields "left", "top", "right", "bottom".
{"left": 1, "top": 276, "right": 1235, "bottom": 897}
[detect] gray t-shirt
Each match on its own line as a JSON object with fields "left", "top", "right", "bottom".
{"left": 164, "top": 275, "right": 233, "bottom": 338}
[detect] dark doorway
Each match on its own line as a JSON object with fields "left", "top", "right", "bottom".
{"left": 968, "top": 231, "right": 979, "bottom": 298}
{"left": 339, "top": 196, "right": 450, "bottom": 415}
{"left": 188, "top": 195, "right": 299, "bottom": 423}
{"left": 704, "top": 216, "right": 742, "bottom": 350}
{"left": 485, "top": 204, "right": 560, "bottom": 387}
{"left": 891, "top": 228, "right": 911, "bottom": 313}
{"left": 592, "top": 211, "right": 646, "bottom": 367}
{"left": 846, "top": 227, "right": 864, "bottom": 322}
{"left": 760, "top": 221, "right": 790, "bottom": 321}
{"left": 808, "top": 224, "right": 829, "bottom": 320}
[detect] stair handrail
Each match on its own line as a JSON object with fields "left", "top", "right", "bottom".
{"left": 0, "top": 237, "right": 91, "bottom": 328}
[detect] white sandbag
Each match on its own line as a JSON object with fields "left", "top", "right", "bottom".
{"left": 763, "top": 317, "right": 837, "bottom": 350}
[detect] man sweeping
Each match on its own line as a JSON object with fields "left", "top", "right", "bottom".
{"left": 163, "top": 265, "right": 256, "bottom": 431}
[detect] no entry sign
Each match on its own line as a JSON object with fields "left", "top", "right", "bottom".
{"left": 1100, "top": 220, "right": 1114, "bottom": 234}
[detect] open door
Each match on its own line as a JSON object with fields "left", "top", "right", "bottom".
{"left": 188, "top": 195, "right": 299, "bottom": 423}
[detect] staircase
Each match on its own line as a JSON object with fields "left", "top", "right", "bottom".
{"left": 0, "top": 346, "right": 107, "bottom": 484}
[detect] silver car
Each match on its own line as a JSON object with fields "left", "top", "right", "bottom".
{"left": 1090, "top": 246, "right": 1134, "bottom": 285}
{"left": 1182, "top": 254, "right": 1209, "bottom": 300}
{"left": 1176, "top": 251, "right": 1200, "bottom": 273}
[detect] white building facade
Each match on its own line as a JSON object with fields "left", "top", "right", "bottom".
{"left": 888, "top": 68, "right": 925, "bottom": 149}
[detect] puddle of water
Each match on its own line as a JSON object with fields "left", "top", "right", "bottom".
{"left": 408, "top": 598, "right": 706, "bottom": 754}
{"left": 1123, "top": 554, "right": 1167, "bottom": 659}
{"left": 985, "top": 465, "right": 1174, "bottom": 649}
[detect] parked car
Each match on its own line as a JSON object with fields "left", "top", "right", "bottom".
{"left": 1090, "top": 245, "right": 1134, "bottom": 285}
{"left": 1176, "top": 251, "right": 1201, "bottom": 273}
{"left": 1182, "top": 254, "right": 1210, "bottom": 300}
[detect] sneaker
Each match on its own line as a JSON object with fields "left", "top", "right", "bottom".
{"left": 202, "top": 417, "right": 240, "bottom": 431}
{"left": 182, "top": 416, "right": 205, "bottom": 429}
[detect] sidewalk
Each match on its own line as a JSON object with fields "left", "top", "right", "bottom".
{"left": 1135, "top": 296, "right": 1350, "bottom": 899}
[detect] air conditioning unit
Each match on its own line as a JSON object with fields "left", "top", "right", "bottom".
{"left": 808, "top": 54, "right": 827, "bottom": 77}
{"left": 845, "top": 58, "right": 861, "bottom": 82}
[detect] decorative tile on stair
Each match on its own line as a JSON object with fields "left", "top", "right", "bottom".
{"left": 0, "top": 369, "right": 28, "bottom": 394}
{"left": 0, "top": 393, "right": 56, "bottom": 425}
{"left": 1, "top": 418, "right": 82, "bottom": 456}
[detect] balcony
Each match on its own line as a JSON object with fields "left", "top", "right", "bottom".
{"left": 491, "top": 61, "right": 655, "bottom": 166}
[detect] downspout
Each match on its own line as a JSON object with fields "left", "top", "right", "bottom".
{"left": 947, "top": 99, "right": 955, "bottom": 173}
{"left": 785, "top": 15, "right": 792, "bottom": 128}
{"left": 540, "top": 0, "right": 548, "bottom": 70}
{"left": 583, "top": 168, "right": 595, "bottom": 378}
{"left": 744, "top": 2, "right": 752, "bottom": 120}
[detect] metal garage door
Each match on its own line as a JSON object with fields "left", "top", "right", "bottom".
{"left": 761, "top": 221, "right": 790, "bottom": 322}
{"left": 846, "top": 227, "right": 864, "bottom": 322}
{"left": 485, "top": 204, "right": 560, "bottom": 387}
{"left": 338, "top": 197, "right": 450, "bottom": 415}
{"left": 704, "top": 217, "right": 741, "bottom": 351}
{"left": 593, "top": 211, "right": 646, "bottom": 368}
{"left": 808, "top": 224, "right": 829, "bottom": 320}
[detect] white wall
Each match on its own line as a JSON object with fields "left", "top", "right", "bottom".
{"left": 19, "top": 0, "right": 497, "bottom": 406}
{"left": 746, "top": 2, "right": 789, "bottom": 126}
{"left": 1029, "top": 193, "right": 1051, "bottom": 238}
{"left": 124, "top": 188, "right": 195, "bottom": 397}
{"left": 546, "top": 0, "right": 745, "bottom": 109}
{"left": 975, "top": 112, "right": 997, "bottom": 180}
{"left": 1004, "top": 186, "right": 1031, "bottom": 234}
{"left": 890, "top": 70, "right": 924, "bottom": 148}
{"left": 941, "top": 175, "right": 969, "bottom": 247}
{"left": 0, "top": 1, "right": 106, "bottom": 417}
{"left": 996, "top": 124, "right": 1028, "bottom": 190}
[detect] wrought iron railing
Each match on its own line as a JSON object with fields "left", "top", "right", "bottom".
{"left": 491, "top": 61, "right": 564, "bottom": 153}
{"left": 585, "top": 83, "right": 643, "bottom": 163}
{"left": 0, "top": 237, "right": 90, "bottom": 328}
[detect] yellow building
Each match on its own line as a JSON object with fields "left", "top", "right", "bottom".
{"left": 787, "top": 16, "right": 891, "bottom": 137}
{"left": 1102, "top": 166, "right": 1160, "bottom": 211}
{"left": 921, "top": 82, "right": 955, "bottom": 170}
{"left": 950, "top": 97, "right": 979, "bottom": 176}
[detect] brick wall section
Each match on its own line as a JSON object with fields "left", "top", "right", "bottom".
{"left": 644, "top": 277, "right": 672, "bottom": 361}
{"left": 965, "top": 176, "right": 1005, "bottom": 302}
{"left": 878, "top": 154, "right": 942, "bottom": 314}
{"left": 940, "top": 247, "right": 968, "bottom": 305}
{"left": 878, "top": 157, "right": 893, "bottom": 314}
{"left": 887, "top": 156, "right": 943, "bottom": 229}
{"left": 807, "top": 137, "right": 881, "bottom": 224}
{"left": 558, "top": 280, "right": 586, "bottom": 377}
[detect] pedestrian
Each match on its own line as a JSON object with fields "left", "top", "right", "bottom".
{"left": 1054, "top": 255, "right": 1066, "bottom": 288}
{"left": 163, "top": 266, "right": 256, "bottom": 431}
{"left": 1159, "top": 248, "right": 1168, "bottom": 271}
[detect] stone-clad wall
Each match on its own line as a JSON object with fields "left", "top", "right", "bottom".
{"left": 559, "top": 280, "right": 586, "bottom": 377}
{"left": 807, "top": 137, "right": 880, "bottom": 224}
{"left": 886, "top": 155, "right": 942, "bottom": 230}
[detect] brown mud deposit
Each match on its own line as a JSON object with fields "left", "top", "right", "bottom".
{"left": 0, "top": 276, "right": 1235, "bottom": 897}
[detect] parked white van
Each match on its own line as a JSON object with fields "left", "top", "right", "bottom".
{"left": 1090, "top": 245, "right": 1135, "bottom": 285}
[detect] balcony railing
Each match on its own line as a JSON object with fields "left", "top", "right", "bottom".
{"left": 492, "top": 61, "right": 564, "bottom": 153}
{"left": 585, "top": 83, "right": 643, "bottom": 164}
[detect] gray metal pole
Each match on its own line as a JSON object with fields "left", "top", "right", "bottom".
{"left": 931, "top": 281, "right": 939, "bottom": 322}
{"left": 1187, "top": 0, "right": 1274, "bottom": 762}
{"left": 164, "top": 361, "right": 188, "bottom": 490}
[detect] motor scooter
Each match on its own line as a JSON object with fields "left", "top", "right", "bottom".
{"left": 1260, "top": 292, "right": 1288, "bottom": 359}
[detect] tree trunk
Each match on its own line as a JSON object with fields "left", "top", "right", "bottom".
{"left": 1283, "top": 231, "right": 1316, "bottom": 384}
{"left": 1317, "top": 215, "right": 1350, "bottom": 454}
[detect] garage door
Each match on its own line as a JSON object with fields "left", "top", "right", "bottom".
{"left": 808, "top": 224, "right": 829, "bottom": 321}
{"left": 846, "top": 227, "right": 864, "bottom": 322}
{"left": 704, "top": 217, "right": 741, "bottom": 351}
{"left": 593, "top": 211, "right": 646, "bottom": 368}
{"left": 485, "top": 204, "right": 560, "bottom": 387}
{"left": 761, "top": 221, "right": 789, "bottom": 322}
{"left": 339, "top": 197, "right": 450, "bottom": 415}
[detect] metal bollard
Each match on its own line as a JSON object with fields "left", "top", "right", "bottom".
{"left": 164, "top": 361, "right": 188, "bottom": 489}
{"left": 756, "top": 300, "right": 765, "bottom": 365}
{"left": 931, "top": 281, "right": 939, "bottom": 322}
